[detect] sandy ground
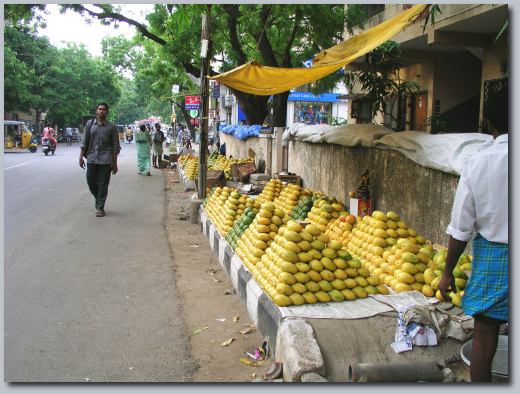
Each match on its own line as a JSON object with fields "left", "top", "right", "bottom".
{"left": 163, "top": 167, "right": 272, "bottom": 382}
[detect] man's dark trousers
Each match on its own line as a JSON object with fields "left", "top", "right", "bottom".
{"left": 86, "top": 163, "right": 112, "bottom": 210}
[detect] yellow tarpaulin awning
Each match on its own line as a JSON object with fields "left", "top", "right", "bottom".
{"left": 209, "top": 4, "right": 428, "bottom": 96}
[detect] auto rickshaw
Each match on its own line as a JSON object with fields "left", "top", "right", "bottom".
{"left": 117, "top": 124, "right": 125, "bottom": 141}
{"left": 4, "top": 120, "right": 37, "bottom": 153}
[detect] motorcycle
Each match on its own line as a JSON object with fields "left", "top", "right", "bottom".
{"left": 42, "top": 137, "right": 56, "bottom": 156}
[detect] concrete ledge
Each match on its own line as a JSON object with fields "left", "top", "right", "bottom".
{"left": 257, "top": 294, "right": 282, "bottom": 355}
{"left": 237, "top": 267, "right": 252, "bottom": 303}
{"left": 301, "top": 372, "right": 329, "bottom": 382}
{"left": 276, "top": 318, "right": 325, "bottom": 382}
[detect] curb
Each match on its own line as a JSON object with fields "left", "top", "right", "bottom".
{"left": 199, "top": 207, "right": 328, "bottom": 382}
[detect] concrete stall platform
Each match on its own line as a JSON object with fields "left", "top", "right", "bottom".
{"left": 198, "top": 207, "right": 468, "bottom": 382}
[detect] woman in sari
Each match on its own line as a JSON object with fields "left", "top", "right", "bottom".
{"left": 135, "top": 124, "right": 152, "bottom": 176}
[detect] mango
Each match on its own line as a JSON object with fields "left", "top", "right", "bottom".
{"left": 302, "top": 292, "right": 318, "bottom": 304}
{"left": 280, "top": 261, "right": 298, "bottom": 274}
{"left": 352, "top": 286, "right": 368, "bottom": 298}
{"left": 364, "top": 285, "right": 378, "bottom": 295}
{"left": 276, "top": 283, "right": 293, "bottom": 296}
{"left": 341, "top": 288, "right": 357, "bottom": 300}
{"left": 296, "top": 262, "right": 311, "bottom": 273}
{"left": 274, "top": 294, "right": 292, "bottom": 306}
{"left": 305, "top": 281, "right": 321, "bottom": 293}
{"left": 421, "top": 284, "right": 435, "bottom": 297}
{"left": 289, "top": 293, "right": 305, "bottom": 305}
{"left": 344, "top": 278, "right": 357, "bottom": 289}
{"left": 315, "top": 291, "right": 332, "bottom": 303}
{"left": 291, "top": 283, "right": 307, "bottom": 294}
{"left": 393, "top": 282, "right": 413, "bottom": 293}
{"left": 333, "top": 269, "right": 347, "bottom": 280}
{"left": 309, "top": 260, "right": 324, "bottom": 272}
{"left": 318, "top": 280, "right": 333, "bottom": 292}
{"left": 305, "top": 224, "right": 321, "bottom": 236}
{"left": 376, "top": 284, "right": 390, "bottom": 295}
{"left": 328, "top": 289, "right": 345, "bottom": 302}
{"left": 331, "top": 278, "right": 347, "bottom": 290}
{"left": 294, "top": 272, "right": 310, "bottom": 284}
{"left": 320, "top": 270, "right": 335, "bottom": 282}
{"left": 396, "top": 271, "right": 415, "bottom": 285}
{"left": 354, "top": 276, "right": 368, "bottom": 287}
{"left": 307, "top": 270, "right": 322, "bottom": 282}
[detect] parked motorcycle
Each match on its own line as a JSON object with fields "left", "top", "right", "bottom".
{"left": 42, "top": 137, "right": 56, "bottom": 156}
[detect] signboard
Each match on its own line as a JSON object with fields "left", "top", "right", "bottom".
{"left": 171, "top": 84, "right": 180, "bottom": 94}
{"left": 189, "top": 110, "right": 199, "bottom": 118}
{"left": 185, "top": 96, "right": 201, "bottom": 110}
{"left": 288, "top": 91, "right": 340, "bottom": 103}
{"left": 211, "top": 82, "right": 220, "bottom": 98}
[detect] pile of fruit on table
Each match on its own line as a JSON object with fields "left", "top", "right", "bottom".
{"left": 178, "top": 154, "right": 199, "bottom": 180}
{"left": 201, "top": 179, "right": 471, "bottom": 307}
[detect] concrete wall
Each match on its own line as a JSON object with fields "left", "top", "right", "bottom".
{"left": 220, "top": 132, "right": 284, "bottom": 176}
{"left": 287, "top": 140, "right": 459, "bottom": 246}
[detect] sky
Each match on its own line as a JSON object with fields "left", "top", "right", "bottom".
{"left": 37, "top": 4, "right": 155, "bottom": 57}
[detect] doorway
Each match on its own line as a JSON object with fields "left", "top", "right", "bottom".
{"left": 411, "top": 92, "right": 428, "bottom": 131}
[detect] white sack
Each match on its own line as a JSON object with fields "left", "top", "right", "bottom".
{"left": 373, "top": 131, "right": 494, "bottom": 175}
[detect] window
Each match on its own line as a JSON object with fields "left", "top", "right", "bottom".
{"left": 294, "top": 102, "right": 332, "bottom": 125}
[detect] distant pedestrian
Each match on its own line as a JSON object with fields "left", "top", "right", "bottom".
{"left": 65, "top": 127, "right": 73, "bottom": 146}
{"left": 151, "top": 123, "right": 165, "bottom": 168}
{"left": 79, "top": 103, "right": 120, "bottom": 217}
{"left": 135, "top": 124, "right": 151, "bottom": 176}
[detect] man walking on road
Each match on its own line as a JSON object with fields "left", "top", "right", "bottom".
{"left": 79, "top": 103, "right": 120, "bottom": 217}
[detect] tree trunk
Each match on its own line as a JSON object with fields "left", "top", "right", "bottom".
{"left": 272, "top": 91, "right": 289, "bottom": 127}
{"left": 35, "top": 109, "right": 42, "bottom": 134}
{"left": 232, "top": 90, "right": 269, "bottom": 125}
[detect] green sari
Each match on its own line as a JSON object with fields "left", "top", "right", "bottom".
{"left": 135, "top": 131, "right": 151, "bottom": 173}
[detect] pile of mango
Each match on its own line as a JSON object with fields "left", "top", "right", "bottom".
{"left": 325, "top": 213, "right": 358, "bottom": 247}
{"left": 204, "top": 187, "right": 255, "bottom": 236}
{"left": 248, "top": 219, "right": 389, "bottom": 306}
{"left": 235, "top": 202, "right": 285, "bottom": 269}
{"left": 255, "top": 179, "right": 285, "bottom": 205}
{"left": 178, "top": 154, "right": 199, "bottom": 180}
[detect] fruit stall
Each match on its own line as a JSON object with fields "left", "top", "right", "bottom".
{"left": 200, "top": 180, "right": 470, "bottom": 309}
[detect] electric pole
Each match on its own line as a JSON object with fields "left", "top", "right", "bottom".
{"left": 198, "top": 6, "right": 212, "bottom": 199}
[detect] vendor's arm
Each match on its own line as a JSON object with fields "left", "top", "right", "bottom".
{"left": 440, "top": 168, "right": 476, "bottom": 300}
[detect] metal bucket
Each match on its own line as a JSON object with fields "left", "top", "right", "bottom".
{"left": 460, "top": 334, "right": 508, "bottom": 381}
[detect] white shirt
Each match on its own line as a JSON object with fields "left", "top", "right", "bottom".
{"left": 208, "top": 144, "right": 218, "bottom": 155}
{"left": 446, "top": 134, "right": 508, "bottom": 243}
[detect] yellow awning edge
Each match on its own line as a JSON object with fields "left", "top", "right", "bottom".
{"left": 210, "top": 4, "right": 428, "bottom": 96}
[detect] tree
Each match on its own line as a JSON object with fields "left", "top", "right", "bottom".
{"left": 344, "top": 41, "right": 419, "bottom": 131}
{"left": 62, "top": 4, "right": 346, "bottom": 127}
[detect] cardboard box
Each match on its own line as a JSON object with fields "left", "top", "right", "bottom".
{"left": 349, "top": 198, "right": 372, "bottom": 217}
{"left": 195, "top": 170, "right": 226, "bottom": 191}
{"left": 275, "top": 173, "right": 301, "bottom": 186}
{"left": 231, "top": 162, "right": 257, "bottom": 182}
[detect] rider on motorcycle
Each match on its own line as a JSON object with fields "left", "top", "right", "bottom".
{"left": 42, "top": 122, "right": 57, "bottom": 150}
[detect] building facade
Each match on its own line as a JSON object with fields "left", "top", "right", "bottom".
{"left": 344, "top": 3, "right": 508, "bottom": 133}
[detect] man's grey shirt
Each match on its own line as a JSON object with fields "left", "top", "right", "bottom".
{"left": 81, "top": 119, "right": 120, "bottom": 165}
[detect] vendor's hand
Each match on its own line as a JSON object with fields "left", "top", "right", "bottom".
{"left": 112, "top": 162, "right": 118, "bottom": 175}
{"left": 438, "top": 272, "right": 456, "bottom": 301}
{"left": 79, "top": 156, "right": 85, "bottom": 169}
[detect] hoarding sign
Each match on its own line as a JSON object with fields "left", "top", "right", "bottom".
{"left": 185, "top": 96, "right": 201, "bottom": 110}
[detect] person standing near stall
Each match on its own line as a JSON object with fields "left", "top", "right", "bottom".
{"left": 439, "top": 85, "right": 508, "bottom": 382}
{"left": 151, "top": 123, "right": 165, "bottom": 168}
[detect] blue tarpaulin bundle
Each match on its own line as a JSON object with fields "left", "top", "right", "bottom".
{"left": 218, "top": 124, "right": 262, "bottom": 140}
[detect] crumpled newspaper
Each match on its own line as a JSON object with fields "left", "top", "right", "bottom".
{"left": 403, "top": 302, "right": 474, "bottom": 342}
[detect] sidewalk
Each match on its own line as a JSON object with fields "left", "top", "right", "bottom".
{"left": 184, "top": 168, "right": 472, "bottom": 382}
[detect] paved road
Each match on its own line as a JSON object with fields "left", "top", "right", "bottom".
{"left": 4, "top": 142, "right": 196, "bottom": 382}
